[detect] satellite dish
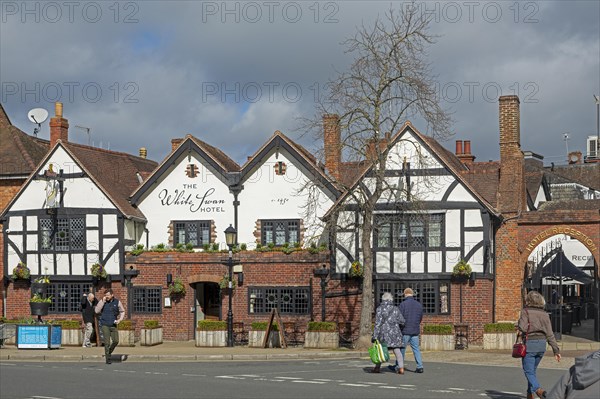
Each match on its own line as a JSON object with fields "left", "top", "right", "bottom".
{"left": 27, "top": 108, "right": 48, "bottom": 137}
{"left": 28, "top": 108, "right": 49, "bottom": 125}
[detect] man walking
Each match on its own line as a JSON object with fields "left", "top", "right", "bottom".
{"left": 81, "top": 292, "right": 97, "bottom": 347}
{"left": 399, "top": 287, "right": 424, "bottom": 373}
{"left": 95, "top": 288, "right": 125, "bottom": 364}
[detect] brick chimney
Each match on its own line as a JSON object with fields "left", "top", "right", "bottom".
{"left": 323, "top": 114, "right": 341, "bottom": 181}
{"left": 366, "top": 132, "right": 391, "bottom": 162}
{"left": 171, "top": 138, "right": 184, "bottom": 152}
{"left": 457, "top": 140, "right": 476, "bottom": 164}
{"left": 455, "top": 140, "right": 463, "bottom": 155}
{"left": 498, "top": 95, "right": 526, "bottom": 214}
{"left": 139, "top": 147, "right": 147, "bottom": 158}
{"left": 49, "top": 102, "right": 68, "bottom": 147}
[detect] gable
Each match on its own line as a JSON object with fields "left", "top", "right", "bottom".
{"left": 8, "top": 146, "right": 115, "bottom": 212}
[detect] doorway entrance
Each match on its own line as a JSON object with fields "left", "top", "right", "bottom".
{"left": 193, "top": 282, "right": 221, "bottom": 328}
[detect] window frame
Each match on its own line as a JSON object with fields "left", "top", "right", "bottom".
{"left": 247, "top": 286, "right": 311, "bottom": 315}
{"left": 260, "top": 219, "right": 300, "bottom": 246}
{"left": 173, "top": 220, "right": 211, "bottom": 248}
{"left": 374, "top": 213, "right": 445, "bottom": 250}
{"left": 131, "top": 286, "right": 162, "bottom": 314}
{"left": 376, "top": 280, "right": 451, "bottom": 315}
{"left": 39, "top": 216, "right": 86, "bottom": 253}
{"left": 46, "top": 282, "right": 94, "bottom": 314}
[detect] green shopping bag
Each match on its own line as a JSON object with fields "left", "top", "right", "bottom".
{"left": 368, "top": 339, "right": 390, "bottom": 364}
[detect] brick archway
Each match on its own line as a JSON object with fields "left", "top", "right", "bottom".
{"left": 188, "top": 273, "right": 221, "bottom": 284}
{"left": 520, "top": 225, "right": 599, "bottom": 279}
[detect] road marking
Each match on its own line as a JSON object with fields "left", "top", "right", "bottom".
{"left": 182, "top": 374, "right": 206, "bottom": 377}
{"left": 313, "top": 378, "right": 345, "bottom": 382}
{"left": 237, "top": 374, "right": 261, "bottom": 377}
{"left": 152, "top": 372, "right": 168, "bottom": 375}
{"left": 448, "top": 388, "right": 465, "bottom": 391}
{"left": 30, "top": 396, "right": 64, "bottom": 399}
{"left": 339, "top": 383, "right": 370, "bottom": 387}
{"left": 274, "top": 376, "right": 302, "bottom": 380}
{"left": 0, "top": 363, "right": 16, "bottom": 366}
{"left": 379, "top": 386, "right": 417, "bottom": 391}
{"left": 216, "top": 376, "right": 246, "bottom": 380}
{"left": 303, "top": 361, "right": 320, "bottom": 364}
{"left": 292, "top": 380, "right": 327, "bottom": 384}
{"left": 357, "top": 381, "right": 387, "bottom": 385}
{"left": 114, "top": 369, "right": 136, "bottom": 373}
{"left": 429, "top": 390, "right": 459, "bottom": 393}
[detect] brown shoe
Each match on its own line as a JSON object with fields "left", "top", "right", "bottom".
{"left": 535, "top": 388, "right": 547, "bottom": 398}
{"left": 397, "top": 368, "right": 404, "bottom": 375}
{"left": 527, "top": 393, "right": 535, "bottom": 399}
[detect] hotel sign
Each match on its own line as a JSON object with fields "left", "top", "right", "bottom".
{"left": 526, "top": 226, "right": 598, "bottom": 253}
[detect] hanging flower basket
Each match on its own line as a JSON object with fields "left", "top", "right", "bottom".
{"left": 452, "top": 260, "right": 472, "bottom": 282}
{"left": 219, "top": 274, "right": 236, "bottom": 291}
{"left": 12, "top": 262, "right": 31, "bottom": 281}
{"left": 30, "top": 293, "right": 52, "bottom": 316}
{"left": 91, "top": 263, "right": 108, "bottom": 279}
{"left": 348, "top": 261, "right": 364, "bottom": 279}
{"left": 168, "top": 277, "right": 186, "bottom": 296}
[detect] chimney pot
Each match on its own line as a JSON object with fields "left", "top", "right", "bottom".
{"left": 464, "top": 140, "right": 472, "bottom": 155}
{"left": 55, "top": 102, "right": 63, "bottom": 118}
{"left": 455, "top": 140, "right": 463, "bottom": 155}
{"left": 139, "top": 147, "right": 147, "bottom": 158}
{"left": 171, "top": 138, "right": 184, "bottom": 152}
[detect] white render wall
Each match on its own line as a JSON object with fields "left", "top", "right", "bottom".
{"left": 137, "top": 151, "right": 234, "bottom": 248}
{"left": 238, "top": 148, "right": 334, "bottom": 248}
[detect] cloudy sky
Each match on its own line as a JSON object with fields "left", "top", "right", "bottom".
{"left": 1, "top": 1, "right": 599, "bottom": 166}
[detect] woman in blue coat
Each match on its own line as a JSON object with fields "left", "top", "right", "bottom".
{"left": 371, "top": 292, "right": 406, "bottom": 374}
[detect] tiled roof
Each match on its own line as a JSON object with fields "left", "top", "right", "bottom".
{"left": 460, "top": 162, "right": 500, "bottom": 208}
{"left": 338, "top": 161, "right": 369, "bottom": 187}
{"left": 63, "top": 142, "right": 158, "bottom": 220}
{"left": 538, "top": 199, "right": 600, "bottom": 211}
{"left": 544, "top": 163, "right": 600, "bottom": 191}
{"left": 0, "top": 107, "right": 49, "bottom": 177}
{"left": 188, "top": 136, "right": 240, "bottom": 172}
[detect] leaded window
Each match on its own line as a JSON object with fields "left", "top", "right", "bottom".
{"left": 374, "top": 213, "right": 444, "bottom": 250}
{"left": 377, "top": 280, "right": 450, "bottom": 315}
{"left": 261, "top": 220, "right": 300, "bottom": 246}
{"left": 173, "top": 221, "right": 210, "bottom": 247}
{"left": 39, "top": 217, "right": 85, "bottom": 252}
{"left": 132, "top": 287, "right": 162, "bottom": 313}
{"left": 248, "top": 286, "right": 310, "bottom": 314}
{"left": 46, "top": 283, "right": 94, "bottom": 313}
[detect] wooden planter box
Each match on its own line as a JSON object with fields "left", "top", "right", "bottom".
{"left": 421, "top": 334, "right": 454, "bottom": 351}
{"left": 195, "top": 329, "right": 227, "bottom": 347}
{"left": 248, "top": 330, "right": 280, "bottom": 348}
{"left": 303, "top": 331, "right": 339, "bottom": 349}
{"left": 483, "top": 332, "right": 515, "bottom": 350}
{"left": 117, "top": 329, "right": 136, "bottom": 347}
{"left": 61, "top": 328, "right": 83, "bottom": 346}
{"left": 140, "top": 327, "right": 163, "bottom": 346}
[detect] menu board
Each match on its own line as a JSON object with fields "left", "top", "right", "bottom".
{"left": 16, "top": 325, "right": 62, "bottom": 349}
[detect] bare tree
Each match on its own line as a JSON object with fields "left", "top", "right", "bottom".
{"left": 301, "top": 7, "right": 452, "bottom": 349}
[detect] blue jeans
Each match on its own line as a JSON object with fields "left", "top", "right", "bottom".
{"left": 521, "top": 339, "right": 546, "bottom": 394}
{"left": 400, "top": 334, "right": 423, "bottom": 370}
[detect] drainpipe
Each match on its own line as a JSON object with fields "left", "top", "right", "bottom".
{"left": 145, "top": 228, "right": 149, "bottom": 249}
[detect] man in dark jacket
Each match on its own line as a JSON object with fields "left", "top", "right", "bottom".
{"left": 95, "top": 288, "right": 125, "bottom": 364}
{"left": 399, "top": 288, "right": 424, "bottom": 373}
{"left": 81, "top": 292, "right": 97, "bottom": 347}
{"left": 547, "top": 350, "right": 600, "bottom": 399}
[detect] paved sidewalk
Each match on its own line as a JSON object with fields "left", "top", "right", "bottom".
{"left": 2, "top": 340, "right": 597, "bottom": 369}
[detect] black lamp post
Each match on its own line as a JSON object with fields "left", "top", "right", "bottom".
{"left": 224, "top": 224, "right": 237, "bottom": 347}
{"left": 313, "top": 265, "right": 329, "bottom": 321}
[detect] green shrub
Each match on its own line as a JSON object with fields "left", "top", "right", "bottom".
{"left": 250, "top": 321, "right": 279, "bottom": 331}
{"left": 197, "top": 320, "right": 227, "bottom": 330}
{"left": 118, "top": 320, "right": 134, "bottom": 330}
{"left": 211, "top": 243, "right": 220, "bottom": 251}
{"left": 203, "top": 243, "right": 211, "bottom": 251}
{"left": 307, "top": 321, "right": 337, "bottom": 332}
{"left": 484, "top": 322, "right": 516, "bottom": 333}
{"left": 240, "top": 243, "right": 247, "bottom": 251}
{"left": 294, "top": 241, "right": 302, "bottom": 249}
{"left": 144, "top": 320, "right": 160, "bottom": 329}
{"left": 130, "top": 244, "right": 145, "bottom": 256}
{"left": 422, "top": 324, "right": 452, "bottom": 334}
{"left": 51, "top": 319, "right": 81, "bottom": 329}
{"left": 185, "top": 242, "right": 194, "bottom": 251}
{"left": 267, "top": 242, "right": 275, "bottom": 249}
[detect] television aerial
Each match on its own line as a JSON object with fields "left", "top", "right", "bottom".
{"left": 27, "top": 108, "right": 49, "bottom": 137}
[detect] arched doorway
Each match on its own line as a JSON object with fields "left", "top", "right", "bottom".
{"left": 188, "top": 274, "right": 223, "bottom": 332}
{"left": 525, "top": 234, "right": 599, "bottom": 341}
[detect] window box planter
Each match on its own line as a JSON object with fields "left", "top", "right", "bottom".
{"left": 195, "top": 320, "right": 227, "bottom": 347}
{"left": 140, "top": 320, "right": 163, "bottom": 346}
{"left": 421, "top": 324, "right": 454, "bottom": 351}
{"left": 117, "top": 320, "right": 136, "bottom": 347}
{"left": 483, "top": 323, "right": 515, "bottom": 350}
{"left": 303, "top": 322, "right": 339, "bottom": 349}
{"left": 248, "top": 322, "right": 280, "bottom": 348}
{"left": 53, "top": 320, "right": 82, "bottom": 346}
